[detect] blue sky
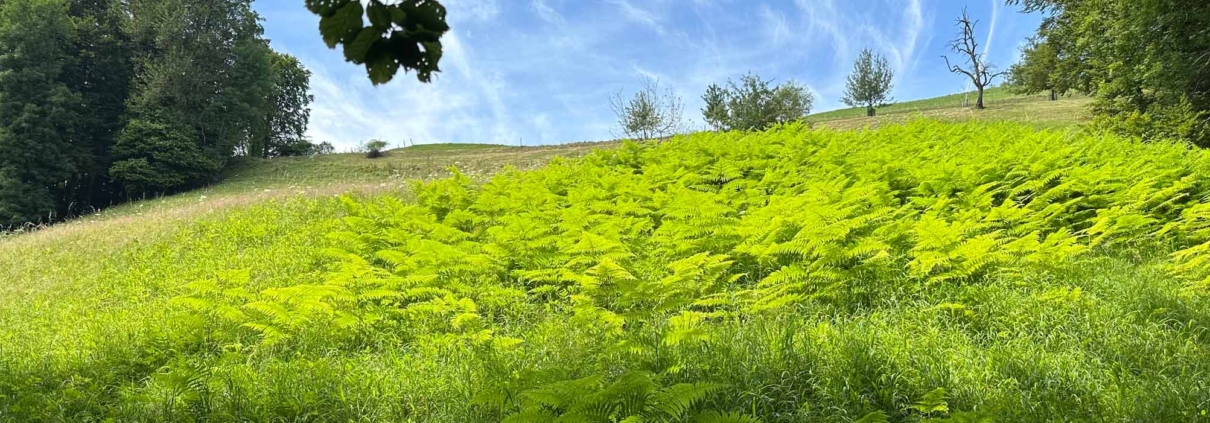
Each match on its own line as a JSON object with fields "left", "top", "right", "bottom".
{"left": 252, "top": 0, "right": 1043, "bottom": 150}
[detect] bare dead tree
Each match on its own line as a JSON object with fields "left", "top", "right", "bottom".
{"left": 943, "top": 8, "right": 1006, "bottom": 110}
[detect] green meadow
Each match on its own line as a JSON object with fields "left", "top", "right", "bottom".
{"left": 3, "top": 116, "right": 1210, "bottom": 421}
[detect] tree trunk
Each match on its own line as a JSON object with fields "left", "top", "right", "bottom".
{"left": 1049, "top": 89, "right": 1057, "bottom": 101}
{"left": 975, "top": 86, "right": 985, "bottom": 109}
{"left": 867, "top": 106, "right": 875, "bottom": 117}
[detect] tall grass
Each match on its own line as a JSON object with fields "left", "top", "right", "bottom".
{"left": 2, "top": 120, "right": 1210, "bottom": 421}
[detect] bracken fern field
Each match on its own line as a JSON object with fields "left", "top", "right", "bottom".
{"left": 4, "top": 121, "right": 1210, "bottom": 421}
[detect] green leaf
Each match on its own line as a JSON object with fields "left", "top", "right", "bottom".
{"left": 854, "top": 411, "right": 889, "bottom": 423}
{"left": 317, "top": 0, "right": 363, "bottom": 48}
{"left": 366, "top": 2, "right": 392, "bottom": 29}
{"left": 910, "top": 387, "right": 950, "bottom": 415}
{"left": 367, "top": 54, "right": 400, "bottom": 85}
{"left": 344, "top": 27, "right": 381, "bottom": 63}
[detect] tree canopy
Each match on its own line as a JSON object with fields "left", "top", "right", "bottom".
{"left": 702, "top": 73, "right": 813, "bottom": 132}
{"left": 1010, "top": 0, "right": 1210, "bottom": 145}
{"left": 1007, "top": 36, "right": 1067, "bottom": 100}
{"left": 0, "top": 0, "right": 318, "bottom": 226}
{"left": 842, "top": 48, "right": 895, "bottom": 116}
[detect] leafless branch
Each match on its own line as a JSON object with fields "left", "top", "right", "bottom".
{"left": 943, "top": 7, "right": 1002, "bottom": 109}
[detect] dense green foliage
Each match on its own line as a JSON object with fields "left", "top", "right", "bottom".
{"left": 306, "top": 0, "right": 449, "bottom": 85}
{"left": 1012, "top": 0, "right": 1210, "bottom": 145}
{"left": 842, "top": 49, "right": 895, "bottom": 117}
{"left": 0, "top": 0, "right": 82, "bottom": 225}
{"left": 4, "top": 121, "right": 1210, "bottom": 421}
{"left": 701, "top": 73, "right": 813, "bottom": 132}
{"left": 261, "top": 53, "right": 318, "bottom": 158}
{"left": 0, "top": 0, "right": 316, "bottom": 226}
{"left": 1007, "top": 36, "right": 1066, "bottom": 101}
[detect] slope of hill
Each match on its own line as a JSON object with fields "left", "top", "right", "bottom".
{"left": 808, "top": 87, "right": 1093, "bottom": 130}
{"left": 3, "top": 116, "right": 1209, "bottom": 421}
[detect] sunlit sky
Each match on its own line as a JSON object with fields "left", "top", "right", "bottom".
{"left": 251, "top": 0, "right": 1043, "bottom": 150}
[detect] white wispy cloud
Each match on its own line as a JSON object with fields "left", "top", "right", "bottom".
{"left": 796, "top": 0, "right": 849, "bottom": 67}
{"left": 982, "top": 0, "right": 1000, "bottom": 60}
{"left": 760, "top": 5, "right": 791, "bottom": 46}
{"left": 531, "top": 0, "right": 565, "bottom": 25}
{"left": 441, "top": 32, "right": 517, "bottom": 144}
{"left": 441, "top": 0, "right": 500, "bottom": 22}
{"left": 794, "top": 0, "right": 932, "bottom": 109}
{"left": 603, "top": 0, "right": 664, "bottom": 34}
{"left": 866, "top": 0, "right": 930, "bottom": 85}
{"left": 304, "top": 63, "right": 470, "bottom": 150}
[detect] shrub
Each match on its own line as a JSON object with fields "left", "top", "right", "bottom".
{"left": 362, "top": 139, "right": 389, "bottom": 158}
{"left": 1091, "top": 96, "right": 1210, "bottom": 147}
{"left": 701, "top": 73, "right": 813, "bottom": 131}
{"left": 110, "top": 118, "right": 222, "bottom": 196}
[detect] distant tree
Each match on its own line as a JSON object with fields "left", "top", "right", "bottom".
{"left": 701, "top": 83, "right": 729, "bottom": 131}
{"left": 609, "top": 78, "right": 686, "bottom": 141}
{"left": 113, "top": 0, "right": 269, "bottom": 195}
{"left": 307, "top": 0, "right": 450, "bottom": 85}
{"left": 229, "top": 39, "right": 277, "bottom": 159}
{"left": 309, "top": 141, "right": 336, "bottom": 156}
{"left": 842, "top": 48, "right": 895, "bottom": 116}
{"left": 0, "top": 0, "right": 82, "bottom": 225}
{"left": 706, "top": 73, "right": 813, "bottom": 132}
{"left": 1007, "top": 36, "right": 1066, "bottom": 101}
{"left": 261, "top": 53, "right": 316, "bottom": 158}
{"left": 363, "top": 139, "right": 389, "bottom": 158}
{"left": 770, "top": 81, "right": 813, "bottom": 124}
{"left": 943, "top": 8, "right": 1006, "bottom": 110}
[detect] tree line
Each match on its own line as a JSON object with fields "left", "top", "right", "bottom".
{"left": 1007, "top": 0, "right": 1210, "bottom": 146}
{"left": 0, "top": 0, "right": 319, "bottom": 226}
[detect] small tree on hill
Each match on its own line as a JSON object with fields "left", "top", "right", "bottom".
{"left": 943, "top": 8, "right": 1006, "bottom": 110}
{"left": 363, "top": 139, "right": 389, "bottom": 158}
{"left": 704, "top": 73, "right": 814, "bottom": 132}
{"left": 842, "top": 48, "right": 895, "bottom": 116}
{"left": 701, "top": 83, "right": 729, "bottom": 131}
{"left": 609, "top": 78, "right": 685, "bottom": 141}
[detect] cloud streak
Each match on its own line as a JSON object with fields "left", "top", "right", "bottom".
{"left": 603, "top": 0, "right": 664, "bottom": 34}
{"left": 982, "top": 0, "right": 1001, "bottom": 60}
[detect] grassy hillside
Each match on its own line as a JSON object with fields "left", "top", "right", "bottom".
{"left": 808, "top": 87, "right": 1093, "bottom": 130}
{"left": 0, "top": 142, "right": 608, "bottom": 236}
{"left": 3, "top": 119, "right": 1210, "bottom": 421}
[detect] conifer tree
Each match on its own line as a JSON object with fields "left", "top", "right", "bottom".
{"left": 0, "top": 0, "right": 82, "bottom": 224}
{"left": 701, "top": 84, "right": 729, "bottom": 131}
